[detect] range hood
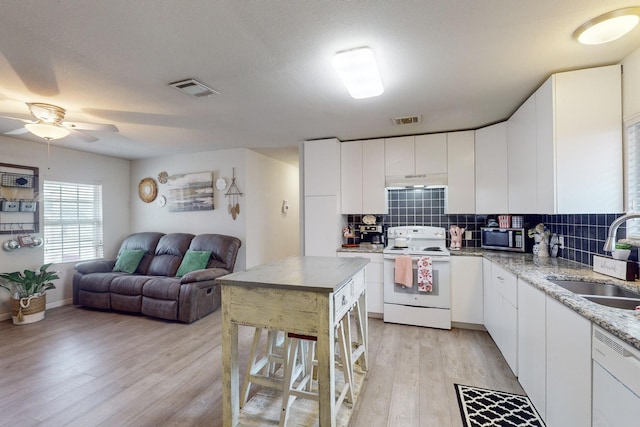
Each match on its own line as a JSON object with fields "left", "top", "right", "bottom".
{"left": 385, "top": 174, "right": 448, "bottom": 189}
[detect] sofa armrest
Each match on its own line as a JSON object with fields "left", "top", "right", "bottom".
{"left": 181, "top": 267, "right": 230, "bottom": 284}
{"left": 74, "top": 259, "right": 116, "bottom": 274}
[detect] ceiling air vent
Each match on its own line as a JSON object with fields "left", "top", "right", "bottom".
{"left": 392, "top": 115, "right": 422, "bottom": 126}
{"left": 169, "top": 78, "right": 220, "bottom": 97}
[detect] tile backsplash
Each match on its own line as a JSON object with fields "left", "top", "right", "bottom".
{"left": 346, "top": 188, "right": 631, "bottom": 267}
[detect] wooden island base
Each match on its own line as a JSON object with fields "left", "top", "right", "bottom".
{"left": 237, "top": 365, "right": 367, "bottom": 427}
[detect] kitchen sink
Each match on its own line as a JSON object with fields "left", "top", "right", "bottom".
{"left": 581, "top": 295, "right": 640, "bottom": 310}
{"left": 548, "top": 279, "right": 640, "bottom": 310}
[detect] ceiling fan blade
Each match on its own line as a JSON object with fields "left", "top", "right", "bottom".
{"left": 62, "top": 121, "right": 119, "bottom": 132}
{"left": 71, "top": 129, "right": 99, "bottom": 143}
{"left": 0, "top": 115, "right": 34, "bottom": 124}
{"left": 4, "top": 127, "right": 29, "bottom": 135}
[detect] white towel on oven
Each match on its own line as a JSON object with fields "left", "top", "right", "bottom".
{"left": 417, "top": 256, "right": 433, "bottom": 292}
{"left": 394, "top": 255, "right": 413, "bottom": 287}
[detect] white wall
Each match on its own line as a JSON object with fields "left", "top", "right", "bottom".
{"left": 245, "top": 150, "right": 299, "bottom": 268}
{"left": 130, "top": 147, "right": 300, "bottom": 271}
{"left": 622, "top": 46, "right": 640, "bottom": 119}
{"left": 0, "top": 136, "right": 130, "bottom": 320}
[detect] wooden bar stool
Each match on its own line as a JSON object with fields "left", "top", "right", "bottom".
{"left": 279, "top": 312, "right": 354, "bottom": 427}
{"left": 240, "top": 328, "right": 285, "bottom": 408}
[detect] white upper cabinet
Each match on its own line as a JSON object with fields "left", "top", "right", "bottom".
{"left": 447, "top": 131, "right": 475, "bottom": 214}
{"left": 507, "top": 95, "right": 538, "bottom": 213}
{"left": 538, "top": 65, "right": 623, "bottom": 213}
{"left": 384, "top": 136, "right": 415, "bottom": 176}
{"left": 341, "top": 139, "right": 387, "bottom": 214}
{"left": 507, "top": 64, "right": 622, "bottom": 214}
{"left": 475, "top": 122, "right": 508, "bottom": 214}
{"left": 415, "top": 133, "right": 447, "bottom": 175}
{"left": 304, "top": 138, "right": 341, "bottom": 196}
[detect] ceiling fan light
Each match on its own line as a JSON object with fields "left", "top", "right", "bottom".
{"left": 25, "top": 123, "right": 71, "bottom": 140}
{"left": 332, "top": 47, "right": 384, "bottom": 99}
{"left": 574, "top": 8, "right": 640, "bottom": 45}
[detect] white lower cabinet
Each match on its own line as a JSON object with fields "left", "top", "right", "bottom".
{"left": 336, "top": 252, "right": 383, "bottom": 314}
{"left": 486, "top": 262, "right": 518, "bottom": 376}
{"left": 517, "top": 279, "right": 546, "bottom": 419}
{"left": 545, "top": 296, "right": 591, "bottom": 427}
{"left": 451, "top": 256, "right": 483, "bottom": 325}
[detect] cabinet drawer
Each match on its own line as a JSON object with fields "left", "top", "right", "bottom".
{"left": 334, "top": 279, "right": 354, "bottom": 320}
{"left": 492, "top": 263, "right": 517, "bottom": 307}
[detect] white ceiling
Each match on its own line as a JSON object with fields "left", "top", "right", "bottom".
{"left": 0, "top": 0, "right": 639, "bottom": 166}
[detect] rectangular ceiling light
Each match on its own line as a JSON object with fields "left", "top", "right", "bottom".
{"left": 170, "top": 78, "right": 220, "bottom": 97}
{"left": 332, "top": 47, "right": 384, "bottom": 99}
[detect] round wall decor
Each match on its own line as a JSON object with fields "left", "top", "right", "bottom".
{"left": 138, "top": 177, "right": 158, "bottom": 203}
{"left": 157, "top": 171, "right": 168, "bottom": 184}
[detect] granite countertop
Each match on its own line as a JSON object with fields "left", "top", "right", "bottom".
{"left": 337, "top": 243, "right": 385, "bottom": 253}
{"left": 481, "top": 251, "right": 640, "bottom": 351}
{"left": 335, "top": 244, "right": 640, "bottom": 350}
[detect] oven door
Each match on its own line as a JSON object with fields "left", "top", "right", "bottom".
{"left": 383, "top": 254, "right": 450, "bottom": 309}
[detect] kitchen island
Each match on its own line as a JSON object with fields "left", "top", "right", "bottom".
{"left": 216, "top": 256, "right": 369, "bottom": 427}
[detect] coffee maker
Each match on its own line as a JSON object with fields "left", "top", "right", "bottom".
{"left": 359, "top": 224, "right": 385, "bottom": 245}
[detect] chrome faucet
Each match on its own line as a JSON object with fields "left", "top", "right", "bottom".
{"left": 603, "top": 212, "right": 640, "bottom": 252}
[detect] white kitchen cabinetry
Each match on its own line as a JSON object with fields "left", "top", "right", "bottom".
{"left": 536, "top": 65, "right": 622, "bottom": 213}
{"left": 340, "top": 139, "right": 387, "bottom": 214}
{"left": 482, "top": 258, "right": 495, "bottom": 335}
{"left": 415, "top": 133, "right": 447, "bottom": 175}
{"left": 337, "top": 252, "right": 384, "bottom": 314}
{"left": 517, "top": 279, "right": 546, "bottom": 419}
{"left": 475, "top": 122, "right": 508, "bottom": 214}
{"left": 451, "top": 256, "right": 483, "bottom": 325}
{"left": 545, "top": 296, "right": 592, "bottom": 427}
{"left": 384, "top": 136, "right": 415, "bottom": 176}
{"left": 507, "top": 95, "right": 537, "bottom": 213}
{"left": 507, "top": 64, "right": 622, "bottom": 214}
{"left": 447, "top": 131, "right": 475, "bottom": 214}
{"left": 485, "top": 262, "right": 518, "bottom": 376}
{"left": 385, "top": 134, "right": 448, "bottom": 177}
{"left": 303, "top": 139, "right": 343, "bottom": 256}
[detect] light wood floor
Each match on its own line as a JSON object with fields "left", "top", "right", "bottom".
{"left": 0, "top": 306, "right": 523, "bottom": 427}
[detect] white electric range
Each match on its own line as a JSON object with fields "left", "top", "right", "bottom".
{"left": 383, "top": 226, "right": 451, "bottom": 329}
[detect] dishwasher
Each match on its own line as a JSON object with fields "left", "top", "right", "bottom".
{"left": 592, "top": 325, "right": 640, "bottom": 426}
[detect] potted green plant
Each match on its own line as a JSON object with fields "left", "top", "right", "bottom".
{"left": 0, "top": 263, "right": 59, "bottom": 324}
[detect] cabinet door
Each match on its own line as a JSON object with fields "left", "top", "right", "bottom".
{"left": 304, "top": 139, "right": 340, "bottom": 196}
{"left": 482, "top": 258, "right": 495, "bottom": 336}
{"left": 552, "top": 65, "right": 622, "bottom": 213}
{"left": 517, "top": 279, "right": 546, "bottom": 419}
{"left": 415, "top": 133, "right": 447, "bottom": 175}
{"left": 340, "top": 141, "right": 363, "bottom": 214}
{"left": 451, "top": 256, "right": 483, "bottom": 325}
{"left": 507, "top": 96, "right": 537, "bottom": 213}
{"left": 447, "top": 131, "right": 475, "bottom": 213}
{"left": 362, "top": 139, "right": 387, "bottom": 214}
{"left": 546, "top": 296, "right": 591, "bottom": 427}
{"left": 304, "top": 196, "right": 342, "bottom": 256}
{"left": 384, "top": 136, "right": 414, "bottom": 176}
{"left": 535, "top": 77, "right": 554, "bottom": 214}
{"left": 475, "top": 122, "right": 508, "bottom": 214}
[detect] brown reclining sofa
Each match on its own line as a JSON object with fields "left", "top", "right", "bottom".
{"left": 73, "top": 232, "right": 241, "bottom": 323}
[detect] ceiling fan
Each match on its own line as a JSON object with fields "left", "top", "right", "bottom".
{"left": 2, "top": 102, "right": 118, "bottom": 142}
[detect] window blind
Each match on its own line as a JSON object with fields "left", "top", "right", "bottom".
{"left": 43, "top": 180, "right": 104, "bottom": 263}
{"left": 626, "top": 119, "right": 640, "bottom": 238}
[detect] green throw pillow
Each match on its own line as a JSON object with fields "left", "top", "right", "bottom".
{"left": 176, "top": 250, "right": 211, "bottom": 277}
{"left": 113, "top": 249, "right": 145, "bottom": 273}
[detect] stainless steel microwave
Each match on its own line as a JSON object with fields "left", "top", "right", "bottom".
{"left": 481, "top": 227, "right": 528, "bottom": 252}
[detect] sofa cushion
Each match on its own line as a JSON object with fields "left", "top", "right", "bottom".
{"left": 117, "top": 232, "right": 165, "bottom": 274}
{"left": 189, "top": 234, "right": 241, "bottom": 271}
{"left": 110, "top": 275, "right": 152, "bottom": 295}
{"left": 142, "top": 277, "right": 182, "bottom": 300}
{"left": 113, "top": 249, "right": 145, "bottom": 273}
{"left": 78, "top": 272, "right": 124, "bottom": 292}
{"left": 176, "top": 250, "right": 211, "bottom": 277}
{"left": 147, "top": 233, "right": 194, "bottom": 276}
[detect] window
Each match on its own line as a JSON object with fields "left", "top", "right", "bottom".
{"left": 626, "top": 115, "right": 640, "bottom": 237}
{"left": 43, "top": 180, "right": 103, "bottom": 263}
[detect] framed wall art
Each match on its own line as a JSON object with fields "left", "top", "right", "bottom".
{"left": 166, "top": 172, "right": 214, "bottom": 212}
